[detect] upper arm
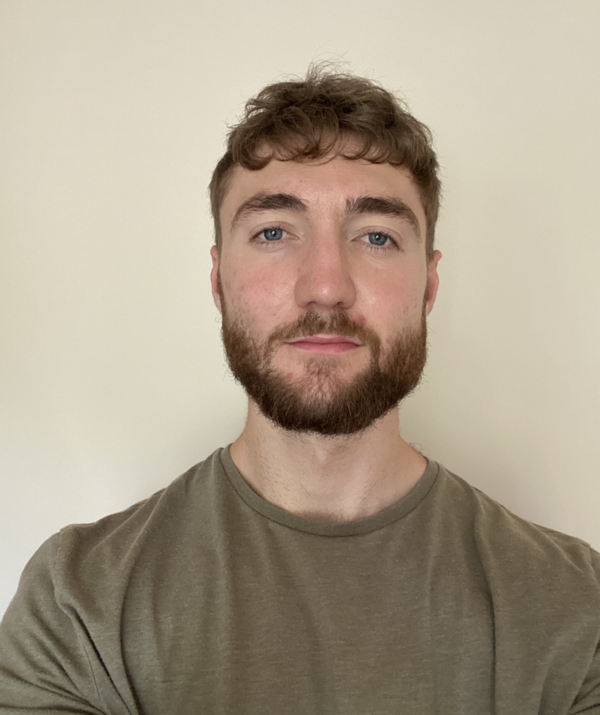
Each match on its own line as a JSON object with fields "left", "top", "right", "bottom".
{"left": 569, "top": 548, "right": 600, "bottom": 714}
{"left": 0, "top": 535, "right": 123, "bottom": 714}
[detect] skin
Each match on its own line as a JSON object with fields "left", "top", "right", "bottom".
{"left": 210, "top": 154, "right": 441, "bottom": 522}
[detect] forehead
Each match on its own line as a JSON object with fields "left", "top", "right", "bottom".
{"left": 220, "top": 156, "right": 426, "bottom": 232}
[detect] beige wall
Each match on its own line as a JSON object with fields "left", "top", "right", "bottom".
{"left": 1, "top": 0, "right": 599, "bottom": 615}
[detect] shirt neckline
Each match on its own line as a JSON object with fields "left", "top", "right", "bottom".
{"left": 219, "top": 445, "right": 440, "bottom": 537}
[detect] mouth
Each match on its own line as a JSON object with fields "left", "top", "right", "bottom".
{"left": 286, "top": 335, "right": 363, "bottom": 355}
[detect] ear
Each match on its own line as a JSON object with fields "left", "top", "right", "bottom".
{"left": 425, "top": 250, "right": 442, "bottom": 316}
{"left": 210, "top": 245, "right": 222, "bottom": 314}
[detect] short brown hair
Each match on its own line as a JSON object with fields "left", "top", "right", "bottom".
{"left": 209, "top": 66, "right": 441, "bottom": 258}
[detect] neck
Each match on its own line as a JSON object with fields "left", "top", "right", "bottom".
{"left": 229, "top": 402, "right": 427, "bottom": 523}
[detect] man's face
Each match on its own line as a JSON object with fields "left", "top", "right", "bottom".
{"left": 210, "top": 154, "right": 441, "bottom": 436}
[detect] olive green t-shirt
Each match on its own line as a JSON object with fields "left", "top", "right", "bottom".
{"left": 1, "top": 447, "right": 599, "bottom": 714}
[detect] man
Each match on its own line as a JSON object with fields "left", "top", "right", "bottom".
{"left": 1, "top": 67, "right": 599, "bottom": 714}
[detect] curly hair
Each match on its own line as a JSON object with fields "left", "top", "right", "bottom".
{"left": 209, "top": 66, "right": 441, "bottom": 258}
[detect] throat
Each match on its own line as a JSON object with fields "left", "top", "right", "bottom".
{"left": 229, "top": 409, "right": 426, "bottom": 523}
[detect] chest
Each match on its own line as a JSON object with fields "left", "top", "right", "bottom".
{"left": 119, "top": 535, "right": 498, "bottom": 714}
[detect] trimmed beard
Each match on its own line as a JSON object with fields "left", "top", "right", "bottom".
{"left": 218, "top": 277, "right": 427, "bottom": 436}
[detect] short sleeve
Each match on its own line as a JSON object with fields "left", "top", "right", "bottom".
{"left": 0, "top": 535, "right": 125, "bottom": 714}
{"left": 569, "top": 548, "right": 600, "bottom": 714}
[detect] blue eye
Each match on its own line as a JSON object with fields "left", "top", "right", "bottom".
{"left": 262, "top": 228, "right": 284, "bottom": 241}
{"left": 367, "top": 232, "right": 390, "bottom": 246}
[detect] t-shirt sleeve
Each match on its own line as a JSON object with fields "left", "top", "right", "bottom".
{"left": 568, "top": 548, "right": 600, "bottom": 714}
{"left": 0, "top": 534, "right": 126, "bottom": 715}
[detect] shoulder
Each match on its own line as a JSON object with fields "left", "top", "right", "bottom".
{"left": 429, "top": 463, "right": 600, "bottom": 711}
{"left": 37, "top": 448, "right": 228, "bottom": 599}
{"left": 433, "top": 462, "right": 600, "bottom": 600}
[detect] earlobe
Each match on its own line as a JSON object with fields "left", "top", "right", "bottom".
{"left": 210, "top": 245, "right": 222, "bottom": 314}
{"left": 425, "top": 250, "right": 442, "bottom": 316}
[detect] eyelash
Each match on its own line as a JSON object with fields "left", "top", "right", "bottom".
{"left": 251, "top": 226, "right": 398, "bottom": 252}
{"left": 251, "top": 225, "right": 288, "bottom": 247}
{"left": 363, "top": 231, "right": 397, "bottom": 253}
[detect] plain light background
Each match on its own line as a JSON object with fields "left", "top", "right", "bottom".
{"left": 1, "top": 0, "right": 599, "bottom": 616}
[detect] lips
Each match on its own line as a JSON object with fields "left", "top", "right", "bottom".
{"left": 286, "top": 335, "right": 362, "bottom": 354}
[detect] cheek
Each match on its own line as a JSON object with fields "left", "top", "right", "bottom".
{"left": 361, "top": 274, "right": 425, "bottom": 345}
{"left": 363, "top": 275, "right": 422, "bottom": 315}
{"left": 222, "top": 266, "right": 293, "bottom": 324}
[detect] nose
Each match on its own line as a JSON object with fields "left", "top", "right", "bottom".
{"left": 294, "top": 231, "right": 356, "bottom": 311}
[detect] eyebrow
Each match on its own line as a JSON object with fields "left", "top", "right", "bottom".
{"left": 346, "top": 196, "right": 421, "bottom": 238}
{"left": 231, "top": 193, "right": 308, "bottom": 230}
{"left": 230, "top": 191, "right": 421, "bottom": 238}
